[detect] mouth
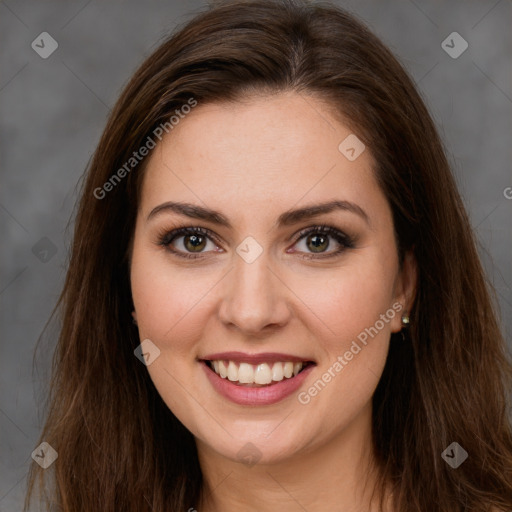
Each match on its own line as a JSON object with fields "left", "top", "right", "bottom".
{"left": 201, "top": 359, "right": 316, "bottom": 387}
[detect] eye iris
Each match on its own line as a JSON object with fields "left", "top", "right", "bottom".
{"left": 307, "top": 233, "right": 328, "bottom": 253}
{"left": 185, "top": 234, "right": 206, "bottom": 252}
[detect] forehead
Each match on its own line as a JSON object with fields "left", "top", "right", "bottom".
{"left": 139, "top": 91, "right": 387, "bottom": 227}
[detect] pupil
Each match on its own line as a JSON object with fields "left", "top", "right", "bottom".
{"left": 186, "top": 234, "right": 205, "bottom": 251}
{"left": 309, "top": 234, "right": 328, "bottom": 252}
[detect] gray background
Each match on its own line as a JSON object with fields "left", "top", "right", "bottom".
{"left": 1, "top": 0, "right": 511, "bottom": 510}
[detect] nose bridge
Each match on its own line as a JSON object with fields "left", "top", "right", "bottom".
{"left": 218, "top": 244, "right": 288, "bottom": 333}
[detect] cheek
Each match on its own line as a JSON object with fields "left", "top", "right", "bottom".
{"left": 298, "top": 257, "right": 397, "bottom": 345}
{"left": 130, "top": 247, "right": 205, "bottom": 409}
{"left": 295, "top": 253, "right": 397, "bottom": 399}
{"left": 130, "top": 244, "right": 217, "bottom": 357}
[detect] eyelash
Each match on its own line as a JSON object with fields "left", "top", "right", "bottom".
{"left": 156, "top": 224, "right": 355, "bottom": 260}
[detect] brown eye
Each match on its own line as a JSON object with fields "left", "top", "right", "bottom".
{"left": 158, "top": 227, "right": 221, "bottom": 259}
{"left": 305, "top": 233, "right": 329, "bottom": 253}
{"left": 183, "top": 233, "right": 207, "bottom": 252}
{"left": 158, "top": 225, "right": 354, "bottom": 261}
{"left": 292, "top": 225, "right": 355, "bottom": 259}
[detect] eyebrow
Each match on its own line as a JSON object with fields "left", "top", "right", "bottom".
{"left": 147, "top": 199, "right": 371, "bottom": 229}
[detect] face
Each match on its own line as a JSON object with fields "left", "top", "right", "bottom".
{"left": 130, "top": 91, "right": 416, "bottom": 465}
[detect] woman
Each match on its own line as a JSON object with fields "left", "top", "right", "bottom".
{"left": 25, "top": 0, "right": 512, "bottom": 511}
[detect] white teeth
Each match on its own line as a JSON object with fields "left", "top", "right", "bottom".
{"left": 208, "top": 360, "right": 307, "bottom": 384}
{"left": 272, "top": 362, "right": 284, "bottom": 381}
{"left": 218, "top": 360, "right": 227, "bottom": 378}
{"left": 227, "top": 361, "right": 238, "bottom": 381}
{"left": 283, "top": 362, "right": 294, "bottom": 378}
{"left": 238, "top": 362, "right": 254, "bottom": 383}
{"left": 254, "top": 363, "right": 272, "bottom": 384}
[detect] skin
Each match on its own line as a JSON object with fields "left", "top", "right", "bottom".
{"left": 130, "top": 91, "right": 417, "bottom": 512}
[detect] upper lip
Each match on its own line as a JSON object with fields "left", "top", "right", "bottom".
{"left": 200, "top": 351, "right": 316, "bottom": 365}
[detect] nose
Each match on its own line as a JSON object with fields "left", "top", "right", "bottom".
{"left": 217, "top": 249, "right": 291, "bottom": 336}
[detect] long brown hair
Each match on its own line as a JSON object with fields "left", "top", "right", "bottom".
{"left": 25, "top": 1, "right": 512, "bottom": 510}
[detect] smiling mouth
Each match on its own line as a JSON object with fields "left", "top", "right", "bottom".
{"left": 202, "top": 359, "right": 315, "bottom": 387}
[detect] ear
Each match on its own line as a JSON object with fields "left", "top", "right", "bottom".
{"left": 390, "top": 248, "right": 417, "bottom": 333}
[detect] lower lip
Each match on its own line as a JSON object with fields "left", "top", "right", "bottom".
{"left": 201, "top": 361, "right": 315, "bottom": 406}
